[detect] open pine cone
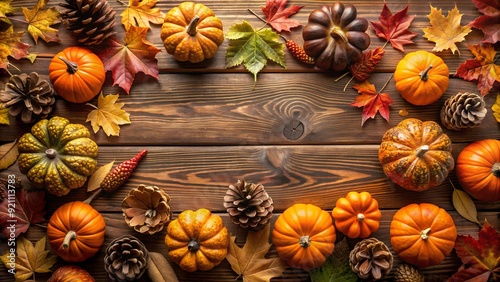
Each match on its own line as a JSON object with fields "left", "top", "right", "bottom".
{"left": 349, "top": 237, "right": 393, "bottom": 280}
{"left": 104, "top": 235, "right": 149, "bottom": 282}
{"left": 440, "top": 92, "right": 487, "bottom": 130}
{"left": 394, "top": 263, "right": 425, "bottom": 282}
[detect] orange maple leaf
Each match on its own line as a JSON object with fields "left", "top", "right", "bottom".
{"left": 119, "top": 0, "right": 165, "bottom": 31}
{"left": 351, "top": 80, "right": 393, "bottom": 126}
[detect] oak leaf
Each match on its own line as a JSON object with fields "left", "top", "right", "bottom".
{"left": 97, "top": 26, "right": 161, "bottom": 94}
{"left": 261, "top": 0, "right": 303, "bottom": 32}
{"left": 449, "top": 221, "right": 500, "bottom": 282}
{"left": 492, "top": 94, "right": 500, "bottom": 123}
{"left": 0, "top": 26, "right": 30, "bottom": 70}
{"left": 370, "top": 2, "right": 418, "bottom": 52}
{"left": 469, "top": 0, "right": 500, "bottom": 44}
{"left": 349, "top": 47, "right": 386, "bottom": 81}
{"left": 120, "top": 0, "right": 165, "bottom": 31}
{"left": 455, "top": 43, "right": 500, "bottom": 96}
{"left": 22, "top": 0, "right": 61, "bottom": 44}
{"left": 226, "top": 224, "right": 288, "bottom": 282}
{"left": 422, "top": 5, "right": 472, "bottom": 55}
{"left": 309, "top": 238, "right": 357, "bottom": 282}
{"left": 351, "top": 80, "right": 393, "bottom": 126}
{"left": 0, "top": 188, "right": 45, "bottom": 238}
{"left": 0, "top": 139, "right": 18, "bottom": 170}
{"left": 86, "top": 92, "right": 131, "bottom": 136}
{"left": 0, "top": 103, "right": 9, "bottom": 124}
{"left": 0, "top": 0, "right": 15, "bottom": 28}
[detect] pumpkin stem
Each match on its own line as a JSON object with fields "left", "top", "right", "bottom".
{"left": 330, "top": 26, "right": 348, "bottom": 44}
{"left": 420, "top": 227, "right": 431, "bottom": 240}
{"left": 62, "top": 230, "right": 77, "bottom": 249}
{"left": 492, "top": 163, "right": 500, "bottom": 177}
{"left": 45, "top": 148, "right": 58, "bottom": 159}
{"left": 415, "top": 145, "right": 429, "bottom": 158}
{"left": 357, "top": 213, "right": 365, "bottom": 222}
{"left": 186, "top": 15, "right": 201, "bottom": 36}
{"left": 419, "top": 65, "right": 433, "bottom": 81}
{"left": 58, "top": 56, "right": 78, "bottom": 74}
{"left": 187, "top": 239, "right": 200, "bottom": 252}
{"left": 299, "top": 235, "right": 311, "bottom": 248}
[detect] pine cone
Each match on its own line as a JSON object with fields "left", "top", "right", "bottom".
{"left": 394, "top": 264, "right": 424, "bottom": 282}
{"left": 223, "top": 179, "right": 274, "bottom": 230}
{"left": 60, "top": 0, "right": 117, "bottom": 45}
{"left": 0, "top": 72, "right": 55, "bottom": 123}
{"left": 440, "top": 92, "right": 487, "bottom": 130}
{"left": 349, "top": 237, "right": 393, "bottom": 280}
{"left": 104, "top": 235, "right": 149, "bottom": 282}
{"left": 121, "top": 184, "right": 172, "bottom": 235}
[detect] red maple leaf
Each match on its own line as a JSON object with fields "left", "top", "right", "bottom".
{"left": 0, "top": 187, "right": 45, "bottom": 238}
{"left": 469, "top": 0, "right": 500, "bottom": 44}
{"left": 261, "top": 0, "right": 303, "bottom": 32}
{"left": 448, "top": 221, "right": 500, "bottom": 282}
{"left": 370, "top": 1, "right": 418, "bottom": 52}
{"left": 351, "top": 80, "right": 393, "bottom": 126}
{"left": 455, "top": 43, "right": 500, "bottom": 96}
{"left": 97, "top": 26, "right": 161, "bottom": 94}
{"left": 349, "top": 47, "right": 386, "bottom": 81}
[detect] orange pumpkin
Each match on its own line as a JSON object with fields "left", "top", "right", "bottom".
{"left": 272, "top": 203, "right": 336, "bottom": 270}
{"left": 394, "top": 50, "right": 449, "bottom": 106}
{"left": 456, "top": 139, "right": 500, "bottom": 202}
{"left": 49, "top": 46, "right": 105, "bottom": 103}
{"left": 47, "top": 201, "right": 106, "bottom": 262}
{"left": 332, "top": 191, "right": 381, "bottom": 238}
{"left": 390, "top": 203, "right": 457, "bottom": 268}
{"left": 48, "top": 265, "right": 95, "bottom": 282}
{"left": 161, "top": 2, "right": 224, "bottom": 63}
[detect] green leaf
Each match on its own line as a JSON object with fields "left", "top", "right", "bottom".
{"left": 225, "top": 20, "right": 285, "bottom": 83}
{"left": 453, "top": 187, "right": 481, "bottom": 226}
{"left": 309, "top": 238, "right": 357, "bottom": 282}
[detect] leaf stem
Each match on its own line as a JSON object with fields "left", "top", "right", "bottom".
{"left": 343, "top": 76, "right": 355, "bottom": 92}
{"left": 334, "top": 71, "right": 350, "bottom": 82}
{"left": 117, "top": 0, "right": 128, "bottom": 6}
{"left": 86, "top": 102, "right": 98, "bottom": 110}
{"left": 379, "top": 73, "right": 393, "bottom": 93}
{"left": 83, "top": 188, "right": 102, "bottom": 204}
{"left": 248, "top": 8, "right": 268, "bottom": 25}
{"left": 381, "top": 41, "right": 389, "bottom": 50}
{"left": 5, "top": 17, "right": 29, "bottom": 25}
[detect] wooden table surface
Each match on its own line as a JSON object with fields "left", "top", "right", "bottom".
{"left": 1, "top": 0, "right": 499, "bottom": 281}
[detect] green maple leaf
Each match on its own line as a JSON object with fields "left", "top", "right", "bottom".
{"left": 225, "top": 20, "right": 285, "bottom": 83}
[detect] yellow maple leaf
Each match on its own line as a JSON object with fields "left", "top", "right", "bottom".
{"left": 86, "top": 92, "right": 131, "bottom": 136}
{"left": 0, "top": 0, "right": 15, "bottom": 27}
{"left": 22, "top": 0, "right": 61, "bottom": 44}
{"left": 492, "top": 94, "right": 500, "bottom": 123}
{"left": 120, "top": 0, "right": 165, "bottom": 31}
{"left": 0, "top": 103, "right": 9, "bottom": 125}
{"left": 422, "top": 4, "right": 471, "bottom": 56}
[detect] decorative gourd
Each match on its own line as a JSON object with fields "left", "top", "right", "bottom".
{"left": 390, "top": 203, "right": 457, "bottom": 268}
{"left": 17, "top": 116, "right": 98, "bottom": 196}
{"left": 160, "top": 2, "right": 224, "bottom": 63}
{"left": 378, "top": 118, "right": 454, "bottom": 192}
{"left": 302, "top": 2, "right": 370, "bottom": 71}
{"left": 165, "top": 208, "right": 230, "bottom": 272}
{"left": 48, "top": 46, "right": 105, "bottom": 103}
{"left": 456, "top": 139, "right": 500, "bottom": 202}
{"left": 48, "top": 265, "right": 95, "bottom": 282}
{"left": 272, "top": 203, "right": 336, "bottom": 270}
{"left": 332, "top": 191, "right": 381, "bottom": 238}
{"left": 47, "top": 201, "right": 106, "bottom": 262}
{"left": 394, "top": 50, "right": 449, "bottom": 106}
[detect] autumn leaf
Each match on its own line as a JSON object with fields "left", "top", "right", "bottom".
{"left": 309, "top": 238, "right": 357, "bottom": 282}
{"left": 0, "top": 103, "right": 9, "bottom": 125}
{"left": 452, "top": 185, "right": 481, "bottom": 226}
{"left": 449, "top": 221, "right": 500, "bottom": 282}
{"left": 0, "top": 0, "right": 15, "bottom": 28}
{"left": 0, "top": 188, "right": 45, "bottom": 238}
{"left": 469, "top": 0, "right": 500, "bottom": 44}
{"left": 422, "top": 4, "right": 472, "bottom": 55}
{"left": 226, "top": 20, "right": 285, "bottom": 84}
{"left": 119, "top": 0, "right": 165, "bottom": 31}
{"left": 86, "top": 92, "right": 131, "bottom": 136}
{"left": 22, "top": 0, "right": 61, "bottom": 44}
{"left": 261, "top": 0, "right": 303, "bottom": 32}
{"left": 226, "top": 224, "right": 288, "bottom": 282}
{"left": 97, "top": 26, "right": 161, "bottom": 94}
{"left": 1, "top": 236, "right": 57, "bottom": 282}
{"left": 0, "top": 139, "right": 18, "bottom": 170}
{"left": 370, "top": 2, "right": 418, "bottom": 52}
{"left": 351, "top": 80, "right": 393, "bottom": 126}
{"left": 87, "top": 160, "right": 115, "bottom": 192}
{"left": 455, "top": 43, "right": 500, "bottom": 96}
{"left": 349, "top": 47, "right": 386, "bottom": 81}
{"left": 492, "top": 94, "right": 500, "bottom": 122}
{"left": 0, "top": 26, "right": 30, "bottom": 70}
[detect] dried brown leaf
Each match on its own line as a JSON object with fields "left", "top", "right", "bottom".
{"left": 87, "top": 160, "right": 115, "bottom": 192}
{"left": 452, "top": 186, "right": 481, "bottom": 226}
{"left": 0, "top": 140, "right": 18, "bottom": 170}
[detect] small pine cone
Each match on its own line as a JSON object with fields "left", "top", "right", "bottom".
{"left": 101, "top": 150, "right": 147, "bottom": 193}
{"left": 121, "top": 184, "right": 172, "bottom": 235}
{"left": 394, "top": 264, "right": 425, "bottom": 282}
{"left": 440, "top": 92, "right": 487, "bottom": 130}
{"left": 223, "top": 179, "right": 274, "bottom": 230}
{"left": 0, "top": 72, "right": 55, "bottom": 123}
{"left": 286, "top": 40, "right": 315, "bottom": 65}
{"left": 60, "top": 0, "right": 117, "bottom": 45}
{"left": 349, "top": 237, "right": 393, "bottom": 280}
{"left": 104, "top": 235, "right": 149, "bottom": 282}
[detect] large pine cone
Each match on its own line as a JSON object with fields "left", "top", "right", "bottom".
{"left": 349, "top": 237, "right": 393, "bottom": 280}
{"left": 440, "top": 92, "right": 487, "bottom": 130}
{"left": 394, "top": 264, "right": 425, "bottom": 282}
{"left": 60, "top": 0, "right": 116, "bottom": 45}
{"left": 104, "top": 235, "right": 149, "bottom": 282}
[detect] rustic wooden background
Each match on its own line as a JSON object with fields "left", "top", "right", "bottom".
{"left": 1, "top": 0, "right": 499, "bottom": 281}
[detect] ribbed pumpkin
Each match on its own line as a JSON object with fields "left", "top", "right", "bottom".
{"left": 17, "top": 116, "right": 98, "bottom": 196}
{"left": 394, "top": 50, "right": 449, "bottom": 106}
{"left": 332, "top": 191, "right": 381, "bottom": 238}
{"left": 47, "top": 201, "right": 106, "bottom": 262}
{"left": 165, "top": 208, "right": 230, "bottom": 272}
{"left": 272, "top": 203, "right": 336, "bottom": 270}
{"left": 48, "top": 265, "right": 95, "bottom": 282}
{"left": 49, "top": 46, "right": 105, "bottom": 103}
{"left": 160, "top": 2, "right": 224, "bottom": 63}
{"left": 378, "top": 118, "right": 454, "bottom": 192}
{"left": 390, "top": 203, "right": 457, "bottom": 268}
{"left": 456, "top": 139, "right": 500, "bottom": 202}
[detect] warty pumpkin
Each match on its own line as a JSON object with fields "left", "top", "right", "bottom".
{"left": 49, "top": 46, "right": 105, "bottom": 103}
{"left": 17, "top": 116, "right": 98, "bottom": 196}
{"left": 378, "top": 118, "right": 454, "bottom": 192}
{"left": 161, "top": 2, "right": 224, "bottom": 63}
{"left": 332, "top": 191, "right": 381, "bottom": 238}
{"left": 394, "top": 50, "right": 449, "bottom": 106}
{"left": 47, "top": 201, "right": 106, "bottom": 262}
{"left": 272, "top": 203, "right": 336, "bottom": 270}
{"left": 456, "top": 139, "right": 500, "bottom": 202}
{"left": 165, "top": 208, "right": 230, "bottom": 272}
{"left": 48, "top": 265, "right": 95, "bottom": 282}
{"left": 390, "top": 203, "right": 457, "bottom": 268}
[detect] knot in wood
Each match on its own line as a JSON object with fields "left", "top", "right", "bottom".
{"left": 283, "top": 120, "right": 304, "bottom": 140}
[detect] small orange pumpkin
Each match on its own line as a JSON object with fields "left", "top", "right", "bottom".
{"left": 49, "top": 46, "right": 106, "bottom": 103}
{"left": 47, "top": 201, "right": 106, "bottom": 262}
{"left": 272, "top": 203, "right": 336, "bottom": 270}
{"left": 394, "top": 50, "right": 449, "bottom": 106}
{"left": 390, "top": 203, "right": 457, "bottom": 268}
{"left": 48, "top": 265, "right": 95, "bottom": 282}
{"left": 332, "top": 191, "right": 381, "bottom": 238}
